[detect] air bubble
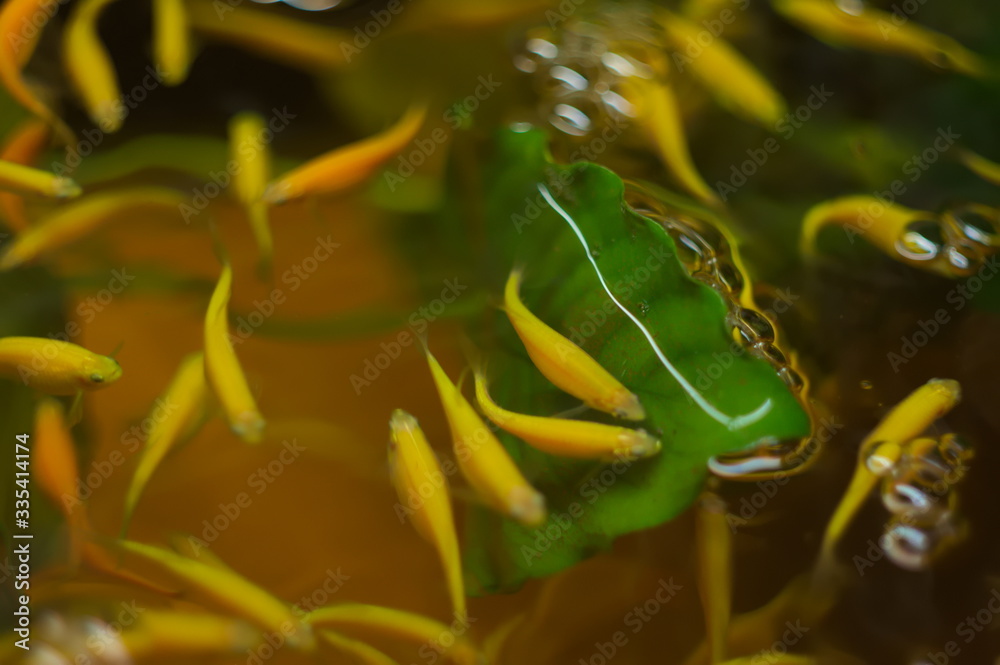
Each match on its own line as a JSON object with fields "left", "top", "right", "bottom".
{"left": 716, "top": 261, "right": 745, "bottom": 295}
{"left": 945, "top": 244, "right": 978, "bottom": 275}
{"left": 835, "top": 0, "right": 865, "bottom": 16}
{"left": 881, "top": 521, "right": 934, "bottom": 571}
{"left": 526, "top": 37, "right": 559, "bottom": 60}
{"left": 708, "top": 437, "right": 811, "bottom": 479}
{"left": 860, "top": 380, "right": 873, "bottom": 389}
{"left": 896, "top": 219, "right": 944, "bottom": 260}
{"left": 751, "top": 341, "right": 785, "bottom": 366}
{"left": 862, "top": 440, "right": 899, "bottom": 476}
{"left": 938, "top": 433, "right": 974, "bottom": 468}
{"left": 951, "top": 206, "right": 999, "bottom": 246}
{"left": 882, "top": 481, "right": 936, "bottom": 517}
{"left": 779, "top": 367, "right": 804, "bottom": 391}
{"left": 550, "top": 65, "right": 589, "bottom": 92}
{"left": 550, "top": 104, "right": 592, "bottom": 136}
{"left": 739, "top": 308, "right": 775, "bottom": 341}
{"left": 601, "top": 51, "right": 638, "bottom": 77}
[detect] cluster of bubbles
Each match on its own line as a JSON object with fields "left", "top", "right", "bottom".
{"left": 625, "top": 183, "right": 816, "bottom": 480}
{"left": 513, "top": 5, "right": 664, "bottom": 139}
{"left": 26, "top": 612, "right": 131, "bottom": 665}
{"left": 868, "top": 433, "right": 974, "bottom": 570}
{"left": 626, "top": 183, "right": 805, "bottom": 393}
{"left": 896, "top": 204, "right": 1000, "bottom": 277}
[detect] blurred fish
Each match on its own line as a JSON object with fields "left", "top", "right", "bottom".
{"left": 658, "top": 10, "right": 786, "bottom": 127}
{"left": 388, "top": 409, "right": 466, "bottom": 621}
{"left": 503, "top": 267, "right": 645, "bottom": 421}
{"left": 63, "top": 0, "right": 125, "bottom": 132}
{"left": 153, "top": 0, "right": 193, "bottom": 86}
{"left": 0, "top": 158, "right": 80, "bottom": 199}
{"left": 0, "top": 0, "right": 75, "bottom": 143}
{"left": 0, "top": 336, "right": 121, "bottom": 394}
{"left": 186, "top": 0, "right": 352, "bottom": 71}
{"left": 204, "top": 262, "right": 265, "bottom": 443}
{"left": 773, "top": 0, "right": 986, "bottom": 77}
{"left": 229, "top": 111, "right": 273, "bottom": 278}
{"left": 473, "top": 366, "right": 660, "bottom": 461}
{"left": 0, "top": 187, "right": 186, "bottom": 270}
{"left": 423, "top": 343, "right": 546, "bottom": 528}
{"left": 263, "top": 102, "right": 426, "bottom": 204}
{"left": 123, "top": 351, "right": 212, "bottom": 533}
{"left": 0, "top": 118, "right": 51, "bottom": 231}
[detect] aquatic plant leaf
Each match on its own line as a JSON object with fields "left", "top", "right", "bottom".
{"left": 463, "top": 129, "right": 810, "bottom": 592}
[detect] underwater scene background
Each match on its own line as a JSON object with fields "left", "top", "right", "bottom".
{"left": 1, "top": 0, "right": 1000, "bottom": 663}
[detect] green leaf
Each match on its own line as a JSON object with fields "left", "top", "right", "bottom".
{"left": 462, "top": 129, "right": 811, "bottom": 593}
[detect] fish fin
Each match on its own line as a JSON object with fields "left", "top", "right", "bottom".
{"left": 68, "top": 391, "right": 85, "bottom": 427}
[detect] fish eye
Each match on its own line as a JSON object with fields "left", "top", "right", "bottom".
{"left": 89, "top": 373, "right": 104, "bottom": 383}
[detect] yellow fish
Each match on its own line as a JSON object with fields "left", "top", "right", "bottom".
{"left": 152, "top": 0, "right": 192, "bottom": 86}
{"left": 204, "top": 262, "right": 265, "bottom": 443}
{"left": 773, "top": 0, "right": 985, "bottom": 77}
{"left": 263, "top": 103, "right": 426, "bottom": 204}
{"left": 118, "top": 539, "right": 315, "bottom": 650}
{"left": 0, "top": 158, "right": 80, "bottom": 199}
{"left": 622, "top": 78, "right": 719, "bottom": 207}
{"left": 474, "top": 367, "right": 660, "bottom": 461}
{"left": 32, "top": 398, "right": 87, "bottom": 563}
{"left": 123, "top": 351, "right": 211, "bottom": 531}
{"left": 63, "top": 0, "right": 125, "bottom": 132}
{"left": 121, "top": 610, "right": 258, "bottom": 659}
{"left": 0, "top": 0, "right": 75, "bottom": 144}
{"left": 306, "top": 604, "right": 480, "bottom": 665}
{"left": 0, "top": 186, "right": 187, "bottom": 270}
{"left": 423, "top": 345, "right": 546, "bottom": 527}
{"left": 229, "top": 111, "right": 273, "bottom": 277}
{"left": 319, "top": 630, "right": 400, "bottom": 665}
{"left": 186, "top": 0, "right": 351, "bottom": 71}
{"left": 958, "top": 149, "right": 1000, "bottom": 186}
{"left": 504, "top": 267, "right": 645, "bottom": 421}
{"left": 388, "top": 409, "right": 466, "bottom": 620}
{"left": 696, "top": 494, "right": 732, "bottom": 665}
{"left": 821, "top": 378, "right": 961, "bottom": 559}
{"left": 0, "top": 336, "right": 121, "bottom": 395}
{"left": 798, "top": 194, "right": 979, "bottom": 277}
{"left": 0, "top": 118, "right": 51, "bottom": 231}
{"left": 658, "top": 10, "right": 786, "bottom": 127}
